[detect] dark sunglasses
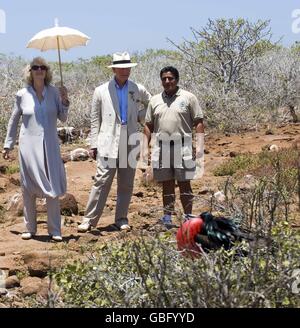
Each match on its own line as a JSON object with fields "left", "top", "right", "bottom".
{"left": 31, "top": 65, "right": 48, "bottom": 71}
{"left": 161, "top": 76, "right": 176, "bottom": 82}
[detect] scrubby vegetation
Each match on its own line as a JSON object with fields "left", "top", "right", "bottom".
{"left": 4, "top": 164, "right": 19, "bottom": 175}
{"left": 24, "top": 145, "right": 299, "bottom": 308}
{"left": 213, "top": 147, "right": 299, "bottom": 177}
{"left": 32, "top": 221, "right": 299, "bottom": 308}
{"left": 1, "top": 18, "right": 300, "bottom": 143}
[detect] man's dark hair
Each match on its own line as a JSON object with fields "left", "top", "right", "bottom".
{"left": 160, "top": 66, "right": 179, "bottom": 81}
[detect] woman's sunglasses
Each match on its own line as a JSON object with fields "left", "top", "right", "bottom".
{"left": 31, "top": 65, "right": 48, "bottom": 71}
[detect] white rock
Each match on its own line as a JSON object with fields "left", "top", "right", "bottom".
{"left": 6, "top": 193, "right": 22, "bottom": 211}
{"left": 214, "top": 191, "right": 226, "bottom": 202}
{"left": 269, "top": 144, "right": 279, "bottom": 152}
{"left": 0, "top": 288, "right": 7, "bottom": 296}
{"left": 0, "top": 269, "right": 7, "bottom": 289}
{"left": 70, "top": 148, "right": 89, "bottom": 161}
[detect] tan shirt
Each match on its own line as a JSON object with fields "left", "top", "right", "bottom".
{"left": 145, "top": 88, "right": 203, "bottom": 138}
{"left": 145, "top": 88, "right": 203, "bottom": 163}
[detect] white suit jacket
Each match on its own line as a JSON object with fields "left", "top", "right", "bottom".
{"left": 90, "top": 79, "right": 151, "bottom": 158}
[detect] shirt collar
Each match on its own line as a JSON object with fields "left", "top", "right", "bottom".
{"left": 29, "top": 85, "right": 47, "bottom": 97}
{"left": 162, "top": 87, "right": 181, "bottom": 99}
{"left": 114, "top": 78, "right": 128, "bottom": 89}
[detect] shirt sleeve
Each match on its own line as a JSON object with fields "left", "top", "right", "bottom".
{"left": 137, "top": 84, "right": 152, "bottom": 124}
{"left": 189, "top": 93, "right": 204, "bottom": 123}
{"left": 4, "top": 94, "right": 22, "bottom": 150}
{"left": 145, "top": 99, "right": 154, "bottom": 126}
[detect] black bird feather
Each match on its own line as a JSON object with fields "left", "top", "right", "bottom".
{"left": 197, "top": 212, "right": 252, "bottom": 250}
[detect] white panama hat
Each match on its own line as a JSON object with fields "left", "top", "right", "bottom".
{"left": 107, "top": 52, "right": 137, "bottom": 68}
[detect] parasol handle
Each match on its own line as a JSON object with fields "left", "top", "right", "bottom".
{"left": 56, "top": 35, "right": 63, "bottom": 87}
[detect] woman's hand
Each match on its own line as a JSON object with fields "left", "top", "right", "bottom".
{"left": 59, "top": 86, "right": 70, "bottom": 107}
{"left": 2, "top": 149, "right": 10, "bottom": 160}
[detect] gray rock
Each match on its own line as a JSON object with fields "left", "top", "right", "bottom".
{"left": 20, "top": 277, "right": 42, "bottom": 297}
{"left": 0, "top": 288, "right": 7, "bottom": 296}
{"left": 5, "top": 275, "right": 20, "bottom": 289}
{"left": 70, "top": 148, "right": 89, "bottom": 161}
{"left": 0, "top": 256, "right": 25, "bottom": 276}
{"left": 37, "top": 277, "right": 51, "bottom": 299}
{"left": 198, "top": 187, "right": 211, "bottom": 195}
{"left": 133, "top": 191, "right": 144, "bottom": 198}
{"left": 229, "top": 151, "right": 238, "bottom": 158}
{"left": 57, "top": 127, "right": 82, "bottom": 144}
{"left": 0, "top": 177, "right": 8, "bottom": 191}
{"left": 60, "top": 193, "right": 78, "bottom": 216}
{"left": 0, "top": 165, "right": 8, "bottom": 174}
{"left": 6, "top": 193, "right": 23, "bottom": 216}
{"left": 22, "top": 251, "right": 70, "bottom": 278}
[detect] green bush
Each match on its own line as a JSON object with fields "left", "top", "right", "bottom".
{"left": 213, "top": 148, "right": 299, "bottom": 178}
{"left": 48, "top": 223, "right": 299, "bottom": 308}
{"left": 36, "top": 147, "right": 299, "bottom": 309}
{"left": 5, "top": 164, "right": 19, "bottom": 175}
{"left": 213, "top": 153, "right": 257, "bottom": 176}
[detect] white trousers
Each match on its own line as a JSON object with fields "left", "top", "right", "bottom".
{"left": 23, "top": 187, "right": 61, "bottom": 236}
{"left": 84, "top": 126, "right": 137, "bottom": 226}
{"left": 84, "top": 158, "right": 136, "bottom": 227}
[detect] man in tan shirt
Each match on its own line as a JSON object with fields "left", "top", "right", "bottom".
{"left": 143, "top": 66, "right": 204, "bottom": 226}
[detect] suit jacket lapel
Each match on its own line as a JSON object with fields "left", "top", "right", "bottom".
{"left": 108, "top": 80, "right": 121, "bottom": 122}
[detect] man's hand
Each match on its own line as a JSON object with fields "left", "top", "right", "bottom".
{"left": 137, "top": 149, "right": 149, "bottom": 170}
{"left": 143, "top": 165, "right": 154, "bottom": 184}
{"left": 89, "top": 148, "right": 97, "bottom": 160}
{"left": 138, "top": 146, "right": 149, "bottom": 169}
{"left": 2, "top": 149, "right": 10, "bottom": 160}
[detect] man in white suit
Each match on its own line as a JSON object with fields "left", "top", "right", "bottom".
{"left": 78, "top": 52, "right": 151, "bottom": 232}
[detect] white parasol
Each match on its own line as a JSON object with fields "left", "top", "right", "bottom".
{"left": 27, "top": 18, "right": 90, "bottom": 85}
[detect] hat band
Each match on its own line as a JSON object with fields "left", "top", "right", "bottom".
{"left": 112, "top": 60, "right": 131, "bottom": 65}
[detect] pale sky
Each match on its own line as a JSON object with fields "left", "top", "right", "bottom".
{"left": 0, "top": 0, "right": 300, "bottom": 61}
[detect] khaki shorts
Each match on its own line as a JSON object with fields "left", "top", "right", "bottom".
{"left": 153, "top": 143, "right": 196, "bottom": 182}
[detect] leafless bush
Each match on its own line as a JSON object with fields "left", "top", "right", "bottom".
{"left": 0, "top": 54, "right": 26, "bottom": 141}
{"left": 130, "top": 50, "right": 183, "bottom": 95}
{"left": 32, "top": 218, "right": 299, "bottom": 308}
{"left": 51, "top": 60, "right": 107, "bottom": 129}
{"left": 243, "top": 48, "right": 300, "bottom": 123}
{"left": 1, "top": 42, "right": 300, "bottom": 142}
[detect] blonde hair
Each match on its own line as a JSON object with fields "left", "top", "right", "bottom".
{"left": 24, "top": 57, "right": 53, "bottom": 86}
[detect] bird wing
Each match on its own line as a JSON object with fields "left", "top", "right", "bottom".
{"left": 200, "top": 212, "right": 239, "bottom": 249}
